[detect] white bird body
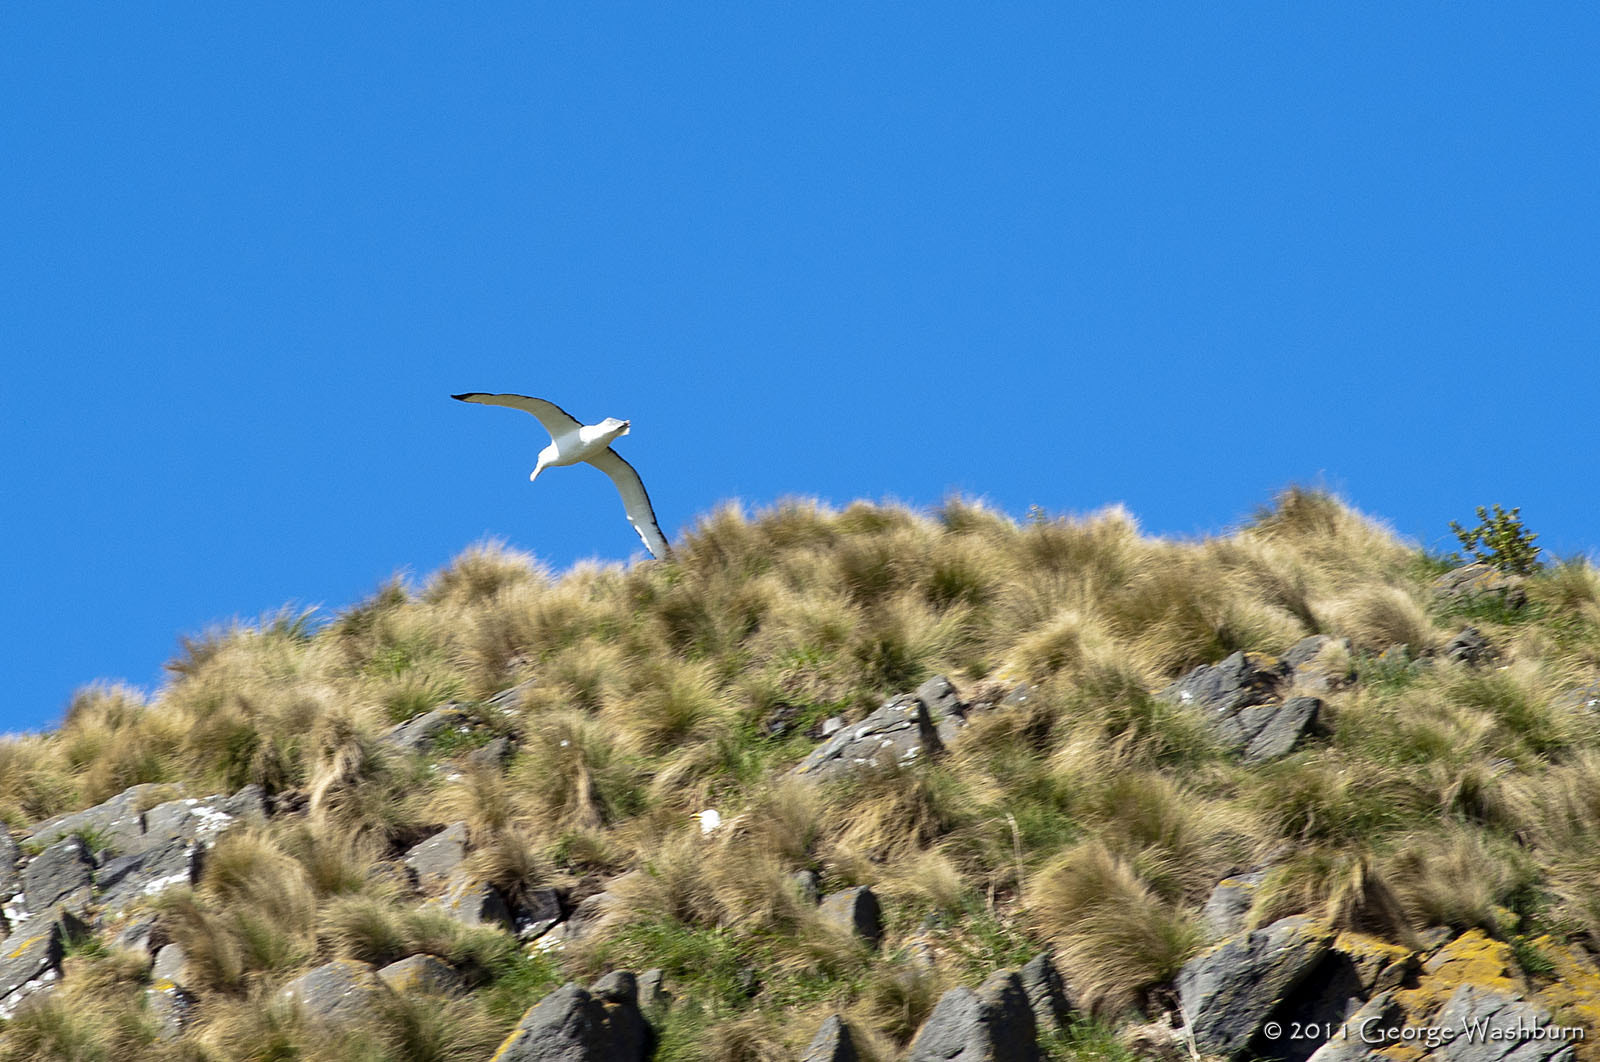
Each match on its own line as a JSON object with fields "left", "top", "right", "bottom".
{"left": 453, "top": 393, "right": 671, "bottom": 559}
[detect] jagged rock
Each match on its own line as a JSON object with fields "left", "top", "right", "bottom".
{"left": 281, "top": 959, "right": 394, "bottom": 1023}
{"left": 637, "top": 968, "right": 670, "bottom": 1017}
{"left": 1019, "top": 952, "right": 1072, "bottom": 1035}
{"left": 492, "top": 979, "right": 652, "bottom": 1062}
{"left": 1285, "top": 636, "right": 1356, "bottom": 692}
{"left": 804, "top": 1014, "right": 860, "bottom": 1062}
{"left": 145, "top": 977, "right": 194, "bottom": 1041}
{"left": 1163, "top": 654, "right": 1320, "bottom": 761}
{"left": 908, "top": 969, "right": 1039, "bottom": 1062}
{"left": 819, "top": 886, "right": 883, "bottom": 948}
{"left": 0, "top": 920, "right": 64, "bottom": 1018}
{"left": 381, "top": 705, "right": 472, "bottom": 754}
{"left": 142, "top": 791, "right": 256, "bottom": 847}
{"left": 23, "top": 784, "right": 169, "bottom": 853}
{"left": 918, "top": 675, "right": 970, "bottom": 746}
{"left": 1432, "top": 984, "right": 1575, "bottom": 1062}
{"left": 111, "top": 915, "right": 161, "bottom": 956}
{"left": 591, "top": 971, "right": 652, "bottom": 1060}
{"left": 467, "top": 736, "right": 516, "bottom": 769}
{"left": 515, "top": 886, "right": 566, "bottom": 941}
{"left": 0, "top": 831, "right": 20, "bottom": 904}
{"left": 430, "top": 874, "right": 513, "bottom": 931}
{"left": 792, "top": 869, "right": 822, "bottom": 906}
{"left": 1165, "top": 652, "right": 1289, "bottom": 716}
{"left": 1433, "top": 563, "right": 1528, "bottom": 612}
{"left": 151, "top": 943, "right": 189, "bottom": 988}
{"left": 22, "top": 836, "right": 95, "bottom": 916}
{"left": 1177, "top": 915, "right": 1334, "bottom": 1059}
{"left": 791, "top": 693, "right": 942, "bottom": 783}
{"left": 1201, "top": 871, "right": 1267, "bottom": 941}
{"left": 96, "top": 834, "right": 201, "bottom": 916}
{"left": 1445, "top": 627, "right": 1494, "bottom": 666}
{"left": 403, "top": 821, "right": 469, "bottom": 892}
{"left": 378, "top": 954, "right": 467, "bottom": 996}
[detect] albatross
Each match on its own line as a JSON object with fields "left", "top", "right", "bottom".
{"left": 452, "top": 392, "right": 671, "bottom": 559}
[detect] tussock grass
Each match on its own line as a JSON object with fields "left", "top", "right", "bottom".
{"left": 9, "top": 488, "right": 1600, "bottom": 1057}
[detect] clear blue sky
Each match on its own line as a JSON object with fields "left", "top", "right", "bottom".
{"left": 4, "top": 5, "right": 1597, "bottom": 733}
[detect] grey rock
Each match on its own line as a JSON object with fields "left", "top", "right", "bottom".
{"left": 1164, "top": 652, "right": 1289, "bottom": 716}
{"left": 804, "top": 1014, "right": 860, "bottom": 1062}
{"left": 1200, "top": 871, "right": 1267, "bottom": 942}
{"left": 378, "top": 954, "right": 468, "bottom": 996}
{"left": 1445, "top": 627, "right": 1494, "bottom": 666}
{"left": 492, "top": 980, "right": 652, "bottom": 1062}
{"left": 1433, "top": 564, "right": 1528, "bottom": 612}
{"left": 820, "top": 716, "right": 846, "bottom": 738}
{"left": 819, "top": 885, "right": 883, "bottom": 948}
{"left": 792, "top": 869, "right": 822, "bottom": 906}
{"left": 23, "top": 784, "right": 164, "bottom": 854}
{"left": 467, "top": 736, "right": 516, "bottom": 769}
{"left": 221, "top": 783, "right": 268, "bottom": 821}
{"left": 1303, "top": 992, "right": 1407, "bottom": 1062}
{"left": 142, "top": 794, "right": 247, "bottom": 847}
{"left": 145, "top": 979, "right": 194, "bottom": 1040}
{"left": 1019, "top": 952, "right": 1072, "bottom": 1035}
{"left": 111, "top": 915, "right": 160, "bottom": 955}
{"left": 637, "top": 968, "right": 670, "bottom": 1016}
{"left": 1177, "top": 915, "right": 1333, "bottom": 1059}
{"left": 1431, "top": 984, "right": 1574, "bottom": 1062}
{"left": 431, "top": 874, "right": 513, "bottom": 931}
{"left": 792, "top": 693, "right": 943, "bottom": 784}
{"left": 281, "top": 959, "right": 393, "bottom": 1023}
{"left": 22, "top": 836, "right": 95, "bottom": 916}
{"left": 0, "top": 919, "right": 65, "bottom": 1019}
{"left": 515, "top": 886, "right": 566, "bottom": 941}
{"left": 0, "top": 831, "right": 20, "bottom": 903}
{"left": 908, "top": 970, "right": 1039, "bottom": 1062}
{"left": 1285, "top": 636, "right": 1356, "bottom": 692}
{"left": 1236, "top": 697, "right": 1322, "bottom": 763}
{"left": 403, "top": 821, "right": 469, "bottom": 892}
{"left": 96, "top": 834, "right": 200, "bottom": 915}
{"left": 919, "top": 675, "right": 969, "bottom": 746}
{"left": 151, "top": 942, "right": 189, "bottom": 988}
{"left": 591, "top": 971, "right": 651, "bottom": 1059}
{"left": 382, "top": 705, "right": 471, "bottom": 754}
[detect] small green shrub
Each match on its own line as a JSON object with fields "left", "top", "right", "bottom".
{"left": 1450, "top": 505, "right": 1542, "bottom": 575}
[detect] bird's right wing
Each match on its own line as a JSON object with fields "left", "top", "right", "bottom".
{"left": 452, "top": 393, "right": 583, "bottom": 439}
{"left": 589, "top": 448, "right": 671, "bottom": 560}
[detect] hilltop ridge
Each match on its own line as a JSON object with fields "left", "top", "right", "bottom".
{"left": 3, "top": 488, "right": 1600, "bottom": 1061}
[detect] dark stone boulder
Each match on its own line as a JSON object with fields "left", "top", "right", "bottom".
{"left": 0, "top": 918, "right": 66, "bottom": 1019}
{"left": 378, "top": 954, "right": 468, "bottom": 996}
{"left": 1162, "top": 654, "right": 1320, "bottom": 762}
{"left": 96, "top": 834, "right": 202, "bottom": 916}
{"left": 1200, "top": 871, "right": 1267, "bottom": 942}
{"left": 637, "top": 968, "right": 671, "bottom": 1018}
{"left": 918, "top": 675, "right": 970, "bottom": 746}
{"left": 1284, "top": 636, "right": 1356, "bottom": 692}
{"left": 492, "top": 978, "right": 653, "bottom": 1062}
{"left": 908, "top": 970, "right": 1039, "bottom": 1062}
{"left": 792, "top": 869, "right": 822, "bottom": 906}
{"left": 381, "top": 705, "right": 473, "bottom": 754}
{"left": 403, "top": 821, "right": 469, "bottom": 893}
{"left": 515, "top": 886, "right": 567, "bottom": 941}
{"left": 1019, "top": 952, "right": 1072, "bottom": 1035}
{"left": 791, "top": 694, "right": 943, "bottom": 784}
{"left": 591, "top": 971, "right": 651, "bottom": 1060}
{"left": 430, "top": 874, "right": 513, "bottom": 932}
{"left": 1177, "top": 915, "right": 1334, "bottom": 1059}
{"left": 819, "top": 885, "right": 883, "bottom": 949}
{"left": 22, "top": 836, "right": 95, "bottom": 916}
{"left": 1444, "top": 627, "right": 1494, "bottom": 666}
{"left": 281, "top": 959, "right": 394, "bottom": 1023}
{"left": 1433, "top": 564, "right": 1528, "bottom": 612}
{"left": 804, "top": 1014, "right": 861, "bottom": 1062}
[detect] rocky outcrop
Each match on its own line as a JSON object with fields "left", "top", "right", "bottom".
{"left": 792, "top": 692, "right": 943, "bottom": 783}
{"left": 804, "top": 1014, "right": 860, "bottom": 1062}
{"left": 1201, "top": 871, "right": 1267, "bottom": 942}
{"left": 1177, "top": 915, "right": 1334, "bottom": 1058}
{"left": 378, "top": 954, "right": 467, "bottom": 996}
{"left": 1162, "top": 652, "right": 1322, "bottom": 762}
{"left": 819, "top": 886, "right": 883, "bottom": 949}
{"left": 403, "top": 821, "right": 469, "bottom": 892}
{"left": 381, "top": 705, "right": 473, "bottom": 754}
{"left": 1433, "top": 564, "right": 1528, "bottom": 613}
{"left": 1445, "top": 627, "right": 1495, "bottom": 666}
{"left": 492, "top": 974, "right": 653, "bottom": 1062}
{"left": 95, "top": 834, "right": 201, "bottom": 916}
{"left": 22, "top": 837, "right": 96, "bottom": 916}
{"left": 908, "top": 969, "right": 1039, "bottom": 1062}
{"left": 281, "top": 959, "right": 394, "bottom": 1023}
{"left": 1019, "top": 952, "right": 1073, "bottom": 1036}
{"left": 0, "top": 918, "right": 67, "bottom": 1018}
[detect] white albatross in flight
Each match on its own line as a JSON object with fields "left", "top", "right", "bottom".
{"left": 452, "top": 392, "right": 671, "bottom": 559}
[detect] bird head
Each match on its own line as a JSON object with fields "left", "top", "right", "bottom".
{"left": 599, "top": 416, "right": 631, "bottom": 440}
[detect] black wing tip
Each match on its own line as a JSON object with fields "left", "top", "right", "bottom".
{"left": 451, "top": 393, "right": 479, "bottom": 401}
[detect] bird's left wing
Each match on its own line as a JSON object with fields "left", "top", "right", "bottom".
{"left": 588, "top": 448, "right": 671, "bottom": 560}
{"left": 452, "top": 393, "right": 583, "bottom": 440}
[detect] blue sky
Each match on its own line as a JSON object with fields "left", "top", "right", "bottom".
{"left": 3, "top": 5, "right": 1597, "bottom": 733}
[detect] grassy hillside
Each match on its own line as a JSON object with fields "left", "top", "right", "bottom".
{"left": 4, "top": 488, "right": 1600, "bottom": 1061}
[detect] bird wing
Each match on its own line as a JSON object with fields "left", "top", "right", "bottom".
{"left": 451, "top": 393, "right": 583, "bottom": 439}
{"left": 588, "top": 448, "right": 671, "bottom": 559}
